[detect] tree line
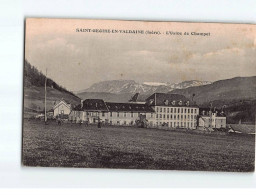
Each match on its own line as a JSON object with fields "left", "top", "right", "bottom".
{"left": 24, "top": 60, "right": 79, "bottom": 98}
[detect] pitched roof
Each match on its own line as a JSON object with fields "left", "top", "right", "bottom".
{"left": 145, "top": 93, "right": 197, "bottom": 107}
{"left": 106, "top": 102, "right": 154, "bottom": 113}
{"left": 73, "top": 99, "right": 108, "bottom": 111}
{"left": 53, "top": 99, "right": 71, "bottom": 110}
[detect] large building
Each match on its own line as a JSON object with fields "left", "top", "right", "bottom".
{"left": 145, "top": 93, "right": 199, "bottom": 129}
{"left": 69, "top": 93, "right": 200, "bottom": 130}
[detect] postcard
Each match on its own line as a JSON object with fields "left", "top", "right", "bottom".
{"left": 23, "top": 18, "right": 255, "bottom": 171}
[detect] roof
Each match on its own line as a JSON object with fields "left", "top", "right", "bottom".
{"left": 105, "top": 102, "right": 154, "bottom": 113}
{"left": 53, "top": 100, "right": 71, "bottom": 110}
{"left": 145, "top": 93, "right": 197, "bottom": 107}
{"left": 199, "top": 108, "right": 226, "bottom": 117}
{"left": 73, "top": 99, "right": 108, "bottom": 111}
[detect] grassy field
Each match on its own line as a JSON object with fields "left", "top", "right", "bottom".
{"left": 22, "top": 119, "right": 255, "bottom": 172}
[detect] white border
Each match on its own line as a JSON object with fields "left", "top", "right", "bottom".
{"left": 0, "top": 0, "right": 255, "bottom": 188}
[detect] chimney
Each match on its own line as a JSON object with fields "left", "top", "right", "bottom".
{"left": 81, "top": 99, "right": 83, "bottom": 109}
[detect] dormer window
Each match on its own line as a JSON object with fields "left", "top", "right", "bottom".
{"left": 164, "top": 99, "right": 169, "bottom": 105}
{"left": 186, "top": 101, "right": 190, "bottom": 106}
{"left": 178, "top": 100, "right": 182, "bottom": 105}
{"left": 172, "top": 100, "right": 176, "bottom": 105}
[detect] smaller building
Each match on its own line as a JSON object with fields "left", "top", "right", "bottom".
{"left": 198, "top": 109, "right": 226, "bottom": 130}
{"left": 53, "top": 99, "right": 72, "bottom": 118}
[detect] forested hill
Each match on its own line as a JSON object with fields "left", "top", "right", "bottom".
{"left": 23, "top": 60, "right": 81, "bottom": 117}
{"left": 24, "top": 60, "right": 79, "bottom": 98}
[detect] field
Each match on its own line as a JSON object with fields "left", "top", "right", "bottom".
{"left": 22, "top": 119, "right": 255, "bottom": 172}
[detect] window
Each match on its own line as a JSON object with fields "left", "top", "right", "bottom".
{"left": 163, "top": 114, "right": 165, "bottom": 119}
{"left": 167, "top": 114, "right": 169, "bottom": 119}
{"left": 156, "top": 114, "right": 158, "bottom": 119}
{"left": 171, "top": 108, "right": 173, "bottom": 113}
{"left": 181, "top": 115, "right": 183, "bottom": 119}
{"left": 174, "top": 108, "right": 176, "bottom": 113}
{"left": 174, "top": 115, "right": 176, "bottom": 119}
{"left": 110, "top": 112, "right": 112, "bottom": 117}
{"left": 170, "top": 114, "right": 173, "bottom": 119}
{"left": 188, "top": 109, "right": 190, "bottom": 113}
{"left": 156, "top": 107, "right": 159, "bottom": 112}
{"left": 131, "top": 112, "right": 133, "bottom": 117}
{"left": 164, "top": 108, "right": 166, "bottom": 112}
{"left": 184, "top": 108, "right": 186, "bottom": 113}
{"left": 151, "top": 113, "right": 153, "bottom": 118}
{"left": 102, "top": 112, "right": 105, "bottom": 117}
{"left": 160, "top": 114, "right": 162, "bottom": 118}
{"left": 124, "top": 121, "right": 126, "bottom": 125}
{"left": 167, "top": 122, "right": 169, "bottom": 127}
{"left": 191, "top": 109, "right": 193, "bottom": 113}
{"left": 177, "top": 115, "right": 179, "bottom": 120}
{"left": 160, "top": 108, "right": 162, "bottom": 112}
{"left": 124, "top": 112, "right": 126, "bottom": 117}
{"left": 167, "top": 108, "right": 169, "bottom": 113}
{"left": 117, "top": 112, "right": 119, "bottom": 117}
{"left": 178, "top": 108, "right": 180, "bottom": 113}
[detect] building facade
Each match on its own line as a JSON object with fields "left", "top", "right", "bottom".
{"left": 145, "top": 93, "right": 199, "bottom": 129}
{"left": 69, "top": 99, "right": 155, "bottom": 126}
{"left": 53, "top": 99, "right": 71, "bottom": 118}
{"left": 198, "top": 109, "right": 226, "bottom": 130}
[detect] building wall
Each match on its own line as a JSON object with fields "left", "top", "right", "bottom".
{"left": 198, "top": 114, "right": 226, "bottom": 129}
{"left": 53, "top": 102, "right": 71, "bottom": 117}
{"left": 152, "top": 106, "right": 199, "bottom": 129}
{"left": 69, "top": 107, "right": 199, "bottom": 129}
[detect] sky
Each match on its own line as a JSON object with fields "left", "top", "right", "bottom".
{"left": 25, "top": 18, "right": 256, "bottom": 91}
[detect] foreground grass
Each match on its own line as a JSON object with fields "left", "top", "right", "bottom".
{"left": 22, "top": 119, "right": 255, "bottom": 172}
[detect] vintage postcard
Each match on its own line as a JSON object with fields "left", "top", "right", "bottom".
{"left": 23, "top": 18, "right": 255, "bottom": 172}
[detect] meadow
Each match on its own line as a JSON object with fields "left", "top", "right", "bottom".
{"left": 22, "top": 119, "right": 255, "bottom": 172}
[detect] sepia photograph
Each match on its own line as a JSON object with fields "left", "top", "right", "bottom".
{"left": 22, "top": 18, "right": 255, "bottom": 172}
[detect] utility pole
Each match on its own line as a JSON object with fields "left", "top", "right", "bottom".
{"left": 45, "top": 68, "right": 47, "bottom": 124}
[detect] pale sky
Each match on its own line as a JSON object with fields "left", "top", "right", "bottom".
{"left": 25, "top": 18, "right": 256, "bottom": 91}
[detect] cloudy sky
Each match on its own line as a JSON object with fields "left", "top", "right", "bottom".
{"left": 25, "top": 18, "right": 256, "bottom": 91}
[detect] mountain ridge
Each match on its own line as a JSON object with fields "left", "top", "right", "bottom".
{"left": 77, "top": 79, "right": 212, "bottom": 94}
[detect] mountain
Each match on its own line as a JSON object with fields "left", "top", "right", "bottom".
{"left": 170, "top": 76, "right": 256, "bottom": 124}
{"left": 171, "top": 76, "right": 256, "bottom": 106}
{"left": 23, "top": 60, "right": 81, "bottom": 117}
{"left": 78, "top": 79, "right": 211, "bottom": 94}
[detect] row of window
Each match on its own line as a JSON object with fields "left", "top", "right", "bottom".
{"left": 109, "top": 112, "right": 154, "bottom": 118}
{"left": 156, "top": 121, "right": 196, "bottom": 128}
{"left": 156, "top": 114, "right": 196, "bottom": 120}
{"left": 156, "top": 107, "right": 198, "bottom": 114}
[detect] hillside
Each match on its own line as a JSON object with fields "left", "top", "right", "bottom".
{"left": 23, "top": 60, "right": 81, "bottom": 117}
{"left": 171, "top": 76, "right": 256, "bottom": 106}
{"left": 170, "top": 76, "right": 256, "bottom": 124}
